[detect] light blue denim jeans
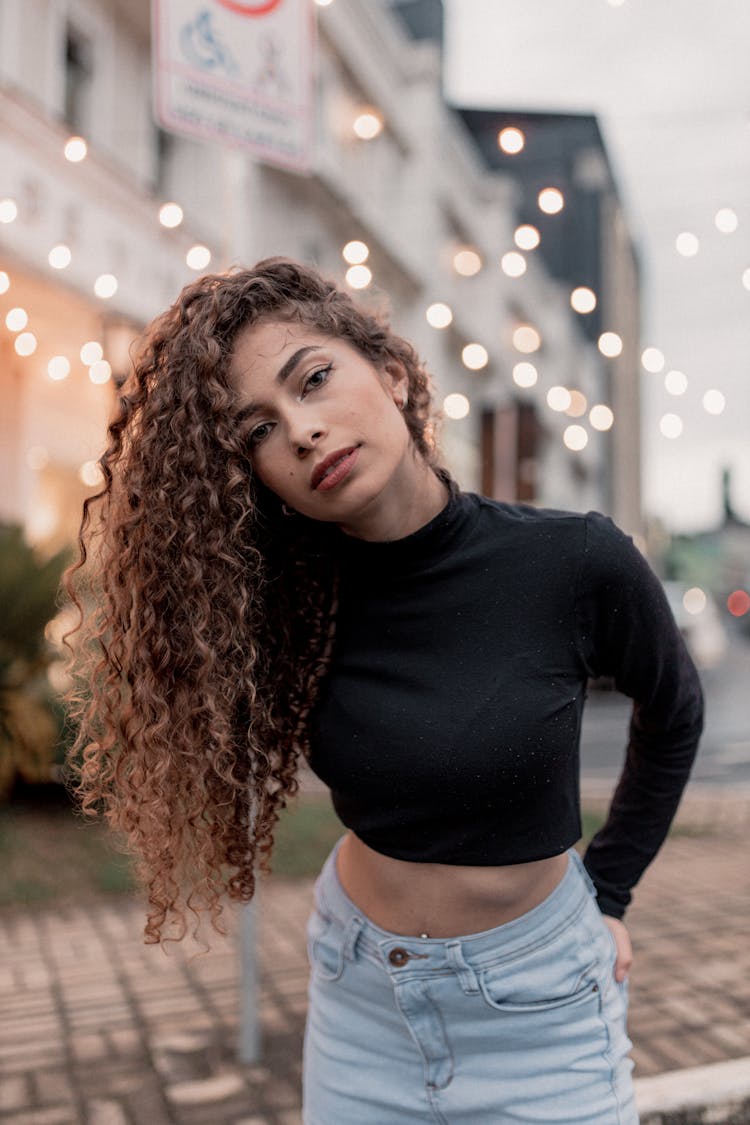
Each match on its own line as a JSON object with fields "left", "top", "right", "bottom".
{"left": 302, "top": 839, "right": 637, "bottom": 1124}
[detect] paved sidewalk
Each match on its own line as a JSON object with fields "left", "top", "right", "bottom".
{"left": 1, "top": 804, "right": 749, "bottom": 1123}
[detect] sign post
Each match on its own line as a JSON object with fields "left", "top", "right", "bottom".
{"left": 152, "top": 0, "right": 315, "bottom": 172}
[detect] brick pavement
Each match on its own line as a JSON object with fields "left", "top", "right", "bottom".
{"left": 1, "top": 825, "right": 749, "bottom": 1123}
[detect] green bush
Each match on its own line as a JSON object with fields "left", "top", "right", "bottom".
{"left": 0, "top": 524, "right": 71, "bottom": 799}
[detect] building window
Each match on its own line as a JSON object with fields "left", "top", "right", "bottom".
{"left": 153, "top": 126, "right": 174, "bottom": 194}
{"left": 64, "top": 24, "right": 93, "bottom": 132}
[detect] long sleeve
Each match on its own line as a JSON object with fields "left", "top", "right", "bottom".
{"left": 575, "top": 512, "right": 705, "bottom": 918}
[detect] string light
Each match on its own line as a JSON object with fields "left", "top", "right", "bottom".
{"left": 342, "top": 240, "right": 369, "bottom": 265}
{"left": 598, "top": 331, "right": 622, "bottom": 358}
{"left": 89, "top": 360, "right": 112, "bottom": 385}
{"left": 186, "top": 245, "right": 211, "bottom": 270}
{"left": 570, "top": 287, "right": 596, "bottom": 314}
{"left": 498, "top": 127, "right": 525, "bottom": 155}
{"left": 660, "top": 413, "right": 683, "bottom": 439}
{"left": 461, "top": 343, "right": 488, "bottom": 370}
{"left": 683, "top": 588, "right": 707, "bottom": 615}
{"left": 715, "top": 208, "right": 738, "bottom": 233}
{"left": 443, "top": 393, "right": 470, "bottom": 419}
{"left": 159, "top": 202, "right": 184, "bottom": 228}
{"left": 0, "top": 198, "right": 18, "bottom": 223}
{"left": 94, "top": 273, "right": 118, "bottom": 298}
{"left": 79, "top": 461, "right": 104, "bottom": 487}
{"left": 501, "top": 252, "right": 526, "bottom": 278}
{"left": 513, "top": 362, "right": 538, "bottom": 388}
{"left": 5, "top": 307, "right": 28, "bottom": 332}
{"left": 564, "top": 425, "right": 588, "bottom": 451}
{"left": 676, "top": 232, "right": 699, "bottom": 257}
{"left": 514, "top": 225, "right": 540, "bottom": 251}
{"left": 0, "top": 271, "right": 9, "bottom": 294}
{"left": 742, "top": 268, "right": 750, "bottom": 291}
{"left": 80, "top": 341, "right": 103, "bottom": 365}
{"left": 538, "top": 188, "right": 564, "bottom": 215}
{"left": 703, "top": 389, "right": 725, "bottom": 415}
{"left": 47, "top": 356, "right": 71, "bottom": 381}
{"left": 14, "top": 332, "right": 37, "bottom": 356}
{"left": 565, "top": 390, "right": 588, "bottom": 417}
{"left": 589, "top": 404, "right": 614, "bottom": 431}
{"left": 512, "top": 325, "right": 541, "bottom": 354}
{"left": 727, "top": 590, "right": 750, "bottom": 617}
{"left": 64, "top": 136, "right": 88, "bottom": 162}
{"left": 547, "top": 386, "right": 572, "bottom": 412}
{"left": 48, "top": 244, "right": 72, "bottom": 269}
{"left": 425, "top": 303, "right": 453, "bottom": 329}
{"left": 453, "top": 248, "right": 482, "bottom": 277}
{"left": 665, "top": 369, "right": 688, "bottom": 395}
{"left": 353, "top": 110, "right": 383, "bottom": 140}
{"left": 345, "top": 265, "right": 371, "bottom": 289}
{"left": 641, "top": 347, "right": 665, "bottom": 373}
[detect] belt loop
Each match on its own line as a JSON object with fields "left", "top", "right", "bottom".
{"left": 342, "top": 915, "right": 364, "bottom": 963}
{"left": 445, "top": 940, "right": 480, "bottom": 995}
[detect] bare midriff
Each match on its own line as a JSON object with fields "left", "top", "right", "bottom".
{"left": 335, "top": 831, "right": 570, "bottom": 938}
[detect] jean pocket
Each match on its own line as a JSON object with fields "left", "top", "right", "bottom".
{"left": 306, "top": 907, "right": 345, "bottom": 982}
{"left": 479, "top": 967, "right": 601, "bottom": 1014}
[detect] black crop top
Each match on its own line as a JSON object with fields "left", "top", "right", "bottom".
{"left": 308, "top": 486, "right": 704, "bottom": 918}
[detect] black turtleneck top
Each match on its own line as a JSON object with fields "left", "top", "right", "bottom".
{"left": 308, "top": 485, "right": 704, "bottom": 919}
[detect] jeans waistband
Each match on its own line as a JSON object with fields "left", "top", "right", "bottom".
{"left": 313, "top": 838, "right": 598, "bottom": 975}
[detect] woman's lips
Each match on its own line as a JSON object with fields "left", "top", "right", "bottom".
{"left": 313, "top": 447, "right": 360, "bottom": 492}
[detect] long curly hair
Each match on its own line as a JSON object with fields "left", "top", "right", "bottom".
{"left": 62, "top": 257, "right": 448, "bottom": 942}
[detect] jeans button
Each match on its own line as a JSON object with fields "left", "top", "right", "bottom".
{"left": 388, "top": 947, "right": 410, "bottom": 967}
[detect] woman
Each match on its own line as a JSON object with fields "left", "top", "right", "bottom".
{"left": 64, "top": 257, "right": 703, "bottom": 1124}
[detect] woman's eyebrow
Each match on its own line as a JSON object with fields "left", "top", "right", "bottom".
{"left": 234, "top": 344, "right": 326, "bottom": 425}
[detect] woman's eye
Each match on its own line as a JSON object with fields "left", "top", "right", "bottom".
{"left": 303, "top": 363, "right": 333, "bottom": 393}
{"left": 248, "top": 422, "right": 272, "bottom": 446}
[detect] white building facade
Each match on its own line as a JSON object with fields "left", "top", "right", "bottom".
{"left": 0, "top": 0, "right": 623, "bottom": 551}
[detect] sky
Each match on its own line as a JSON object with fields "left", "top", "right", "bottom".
{"left": 442, "top": 0, "right": 750, "bottom": 533}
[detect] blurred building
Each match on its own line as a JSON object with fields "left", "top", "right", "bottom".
{"left": 0, "top": 0, "right": 639, "bottom": 554}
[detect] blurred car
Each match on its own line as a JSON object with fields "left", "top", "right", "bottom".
{"left": 662, "top": 580, "right": 728, "bottom": 671}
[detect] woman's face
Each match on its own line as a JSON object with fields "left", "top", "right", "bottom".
{"left": 229, "top": 318, "right": 414, "bottom": 529}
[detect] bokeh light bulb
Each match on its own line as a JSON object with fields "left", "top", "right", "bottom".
{"left": 345, "top": 264, "right": 372, "bottom": 289}
{"left": 514, "top": 225, "right": 540, "bottom": 251}
{"left": 665, "top": 369, "right": 688, "bottom": 395}
{"left": 48, "top": 244, "right": 72, "bottom": 269}
{"left": 513, "top": 362, "right": 538, "bottom": 388}
{"left": 14, "top": 332, "right": 37, "bottom": 356}
{"left": 660, "top": 413, "right": 683, "bottom": 438}
{"left": 676, "top": 232, "right": 699, "bottom": 257}
{"left": 538, "top": 188, "right": 564, "bottom": 214}
{"left": 453, "top": 248, "right": 482, "bottom": 277}
{"left": 512, "top": 325, "right": 541, "bottom": 354}
{"left": 47, "top": 356, "right": 71, "bottom": 381}
{"left": 589, "top": 404, "right": 614, "bottom": 431}
{"left": 343, "top": 240, "right": 369, "bottom": 264}
{"left": 159, "top": 202, "right": 184, "bottom": 228}
{"left": 64, "top": 136, "right": 88, "bottom": 162}
{"left": 547, "top": 386, "right": 572, "bottom": 412}
{"left": 186, "top": 245, "right": 211, "bottom": 270}
{"left": 425, "top": 303, "right": 453, "bottom": 329}
{"left": 0, "top": 198, "right": 19, "bottom": 223}
{"left": 443, "top": 393, "right": 470, "bottom": 419}
{"left": 598, "top": 332, "right": 623, "bottom": 358}
{"left": 94, "top": 273, "right": 118, "bottom": 298}
{"left": 498, "top": 127, "right": 525, "bottom": 155}
{"left": 462, "top": 343, "right": 488, "bottom": 371}
{"left": 6, "top": 307, "right": 28, "bottom": 332}
{"left": 703, "top": 389, "right": 725, "bottom": 415}
{"left": 80, "top": 341, "right": 103, "bottom": 365}
{"left": 570, "top": 287, "right": 597, "bottom": 314}
{"left": 501, "top": 252, "right": 526, "bottom": 278}
{"left": 564, "top": 425, "right": 588, "bottom": 451}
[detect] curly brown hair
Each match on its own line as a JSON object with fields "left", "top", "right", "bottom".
{"left": 62, "top": 257, "right": 450, "bottom": 942}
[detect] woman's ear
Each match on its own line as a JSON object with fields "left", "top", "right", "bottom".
{"left": 382, "top": 358, "right": 409, "bottom": 408}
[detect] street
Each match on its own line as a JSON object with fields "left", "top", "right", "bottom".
{"left": 580, "top": 630, "right": 750, "bottom": 787}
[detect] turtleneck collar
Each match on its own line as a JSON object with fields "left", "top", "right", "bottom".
{"left": 333, "top": 475, "right": 478, "bottom": 575}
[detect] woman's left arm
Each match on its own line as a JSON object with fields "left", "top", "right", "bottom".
{"left": 574, "top": 512, "right": 705, "bottom": 930}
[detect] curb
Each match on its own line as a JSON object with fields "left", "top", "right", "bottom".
{"left": 636, "top": 1057, "right": 750, "bottom": 1124}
